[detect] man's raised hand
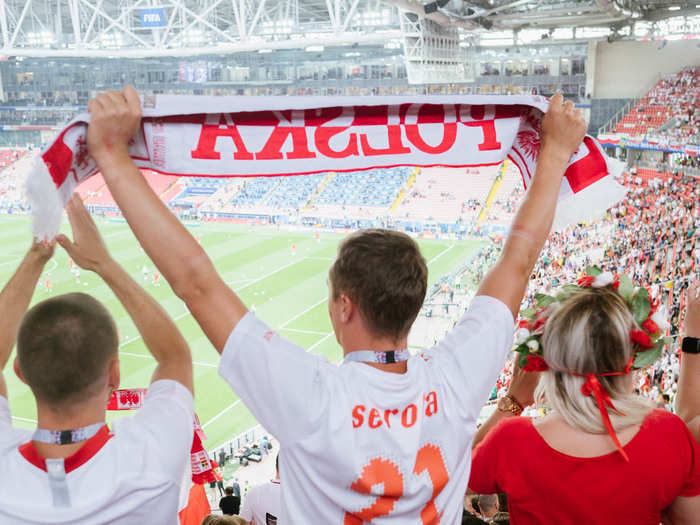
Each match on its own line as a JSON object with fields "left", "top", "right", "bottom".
{"left": 540, "top": 93, "right": 588, "bottom": 165}
{"left": 87, "top": 86, "right": 142, "bottom": 167}
{"left": 56, "top": 194, "right": 113, "bottom": 273}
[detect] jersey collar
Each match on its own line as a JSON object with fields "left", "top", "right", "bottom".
{"left": 19, "top": 425, "right": 113, "bottom": 474}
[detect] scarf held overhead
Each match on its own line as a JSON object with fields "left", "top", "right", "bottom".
{"left": 28, "top": 94, "right": 626, "bottom": 237}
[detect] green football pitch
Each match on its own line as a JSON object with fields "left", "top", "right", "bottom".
{"left": 0, "top": 214, "right": 484, "bottom": 449}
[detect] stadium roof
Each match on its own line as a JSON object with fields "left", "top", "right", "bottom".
{"left": 0, "top": 0, "right": 698, "bottom": 57}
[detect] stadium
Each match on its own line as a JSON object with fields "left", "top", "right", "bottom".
{"left": 0, "top": 1, "right": 698, "bottom": 524}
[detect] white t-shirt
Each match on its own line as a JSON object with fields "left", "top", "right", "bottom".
{"left": 240, "top": 479, "right": 281, "bottom": 525}
{"left": 219, "top": 295, "right": 513, "bottom": 524}
{"left": 0, "top": 379, "right": 194, "bottom": 524}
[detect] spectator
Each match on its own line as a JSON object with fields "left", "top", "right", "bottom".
{"left": 478, "top": 494, "right": 499, "bottom": 520}
{"left": 0, "top": 196, "right": 194, "bottom": 524}
{"left": 87, "top": 88, "right": 586, "bottom": 523}
{"left": 232, "top": 478, "right": 241, "bottom": 499}
{"left": 469, "top": 285, "right": 700, "bottom": 523}
{"left": 240, "top": 454, "right": 281, "bottom": 525}
{"left": 219, "top": 486, "right": 241, "bottom": 516}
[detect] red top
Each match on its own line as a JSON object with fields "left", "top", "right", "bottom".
{"left": 469, "top": 410, "right": 700, "bottom": 525}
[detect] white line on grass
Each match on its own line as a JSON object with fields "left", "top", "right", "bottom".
{"left": 0, "top": 257, "right": 23, "bottom": 267}
{"left": 202, "top": 399, "right": 243, "bottom": 429}
{"left": 279, "top": 327, "right": 329, "bottom": 335}
{"left": 227, "top": 257, "right": 304, "bottom": 290}
{"left": 12, "top": 415, "right": 37, "bottom": 423}
{"left": 308, "top": 332, "right": 334, "bottom": 353}
{"left": 279, "top": 297, "right": 327, "bottom": 328}
{"left": 427, "top": 244, "right": 455, "bottom": 265}
{"left": 120, "top": 351, "right": 217, "bottom": 368}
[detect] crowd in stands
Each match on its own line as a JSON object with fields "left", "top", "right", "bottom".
{"left": 613, "top": 66, "right": 699, "bottom": 145}
{"left": 0, "top": 149, "right": 30, "bottom": 212}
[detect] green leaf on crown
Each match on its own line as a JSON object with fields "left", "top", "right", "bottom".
{"left": 633, "top": 339, "right": 664, "bottom": 369}
{"left": 520, "top": 307, "right": 535, "bottom": 318}
{"left": 518, "top": 352, "right": 530, "bottom": 369}
{"left": 535, "top": 294, "right": 556, "bottom": 307}
{"left": 631, "top": 287, "right": 651, "bottom": 325}
{"left": 556, "top": 284, "right": 580, "bottom": 301}
{"left": 617, "top": 274, "right": 634, "bottom": 302}
{"left": 586, "top": 265, "right": 602, "bottom": 277}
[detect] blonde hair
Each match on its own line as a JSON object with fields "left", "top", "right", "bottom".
{"left": 201, "top": 515, "right": 249, "bottom": 525}
{"left": 535, "top": 287, "right": 653, "bottom": 434}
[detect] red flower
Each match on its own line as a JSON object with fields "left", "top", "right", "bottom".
{"left": 578, "top": 275, "right": 595, "bottom": 287}
{"left": 523, "top": 355, "right": 549, "bottom": 372}
{"left": 532, "top": 317, "right": 547, "bottom": 331}
{"left": 518, "top": 319, "right": 531, "bottom": 329}
{"left": 630, "top": 329, "right": 653, "bottom": 349}
{"left": 612, "top": 276, "right": 620, "bottom": 291}
{"left": 649, "top": 296, "right": 659, "bottom": 315}
{"left": 642, "top": 318, "right": 660, "bottom": 335}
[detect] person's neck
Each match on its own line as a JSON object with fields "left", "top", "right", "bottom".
{"left": 33, "top": 398, "right": 108, "bottom": 459}
{"left": 342, "top": 334, "right": 409, "bottom": 374}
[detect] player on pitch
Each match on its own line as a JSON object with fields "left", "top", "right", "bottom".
{"left": 87, "top": 87, "right": 586, "bottom": 523}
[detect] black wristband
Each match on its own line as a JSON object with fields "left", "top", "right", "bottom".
{"left": 682, "top": 337, "right": 700, "bottom": 354}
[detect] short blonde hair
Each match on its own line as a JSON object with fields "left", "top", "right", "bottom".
{"left": 536, "top": 287, "right": 653, "bottom": 433}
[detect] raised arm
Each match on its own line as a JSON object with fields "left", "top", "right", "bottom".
{"left": 676, "top": 281, "right": 700, "bottom": 442}
{"left": 85, "top": 87, "right": 246, "bottom": 353}
{"left": 477, "top": 94, "right": 587, "bottom": 318}
{"left": 56, "top": 194, "right": 193, "bottom": 393}
{"left": 0, "top": 242, "right": 54, "bottom": 399}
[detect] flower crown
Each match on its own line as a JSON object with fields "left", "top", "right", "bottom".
{"left": 514, "top": 266, "right": 670, "bottom": 373}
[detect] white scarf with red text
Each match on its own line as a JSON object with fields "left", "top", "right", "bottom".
{"left": 27, "top": 94, "right": 625, "bottom": 237}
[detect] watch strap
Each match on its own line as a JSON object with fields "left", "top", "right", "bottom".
{"left": 682, "top": 337, "right": 700, "bottom": 355}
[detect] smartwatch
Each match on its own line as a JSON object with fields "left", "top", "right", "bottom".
{"left": 682, "top": 337, "right": 700, "bottom": 354}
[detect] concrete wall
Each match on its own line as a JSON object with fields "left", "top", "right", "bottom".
{"left": 591, "top": 39, "right": 700, "bottom": 99}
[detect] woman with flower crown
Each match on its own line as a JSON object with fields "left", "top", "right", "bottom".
{"left": 468, "top": 271, "right": 700, "bottom": 524}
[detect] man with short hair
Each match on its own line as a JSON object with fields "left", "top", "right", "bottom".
{"left": 240, "top": 454, "right": 281, "bottom": 525}
{"left": 0, "top": 196, "right": 194, "bottom": 524}
{"left": 219, "top": 486, "right": 240, "bottom": 516}
{"left": 478, "top": 494, "right": 499, "bottom": 521}
{"left": 87, "top": 87, "right": 587, "bottom": 523}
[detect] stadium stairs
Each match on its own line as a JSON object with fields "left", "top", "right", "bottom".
{"left": 302, "top": 172, "right": 335, "bottom": 213}
{"left": 477, "top": 161, "right": 509, "bottom": 224}
{"left": 389, "top": 168, "right": 420, "bottom": 213}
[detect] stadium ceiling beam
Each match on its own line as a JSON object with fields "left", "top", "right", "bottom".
{"left": 595, "top": 0, "right": 641, "bottom": 20}
{"left": 0, "top": 29, "right": 403, "bottom": 58}
{"left": 0, "top": 0, "right": 9, "bottom": 48}
{"left": 0, "top": 0, "right": 403, "bottom": 56}
{"left": 382, "top": 0, "right": 484, "bottom": 29}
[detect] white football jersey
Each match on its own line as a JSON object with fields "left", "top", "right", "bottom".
{"left": 0, "top": 380, "right": 193, "bottom": 524}
{"left": 219, "top": 295, "right": 513, "bottom": 524}
{"left": 240, "top": 479, "right": 282, "bottom": 525}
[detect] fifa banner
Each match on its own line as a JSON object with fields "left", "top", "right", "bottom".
{"left": 28, "top": 94, "right": 626, "bottom": 238}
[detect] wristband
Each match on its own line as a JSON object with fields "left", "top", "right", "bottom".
{"left": 682, "top": 337, "right": 700, "bottom": 355}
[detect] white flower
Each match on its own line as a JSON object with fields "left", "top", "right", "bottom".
{"left": 527, "top": 339, "right": 540, "bottom": 353}
{"left": 651, "top": 309, "right": 670, "bottom": 333}
{"left": 592, "top": 271, "right": 615, "bottom": 288}
{"left": 515, "top": 328, "right": 531, "bottom": 345}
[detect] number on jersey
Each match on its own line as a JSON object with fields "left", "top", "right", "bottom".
{"left": 344, "top": 443, "right": 449, "bottom": 524}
